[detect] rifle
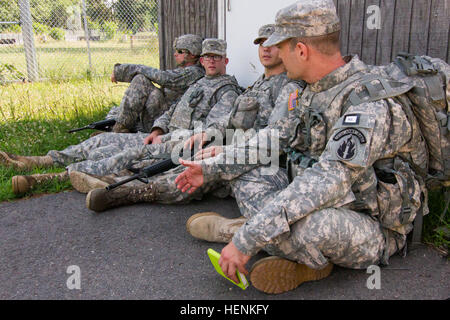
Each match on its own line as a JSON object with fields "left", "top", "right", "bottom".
{"left": 106, "top": 157, "right": 177, "bottom": 191}
{"left": 105, "top": 140, "right": 214, "bottom": 191}
{"left": 68, "top": 118, "right": 116, "bottom": 133}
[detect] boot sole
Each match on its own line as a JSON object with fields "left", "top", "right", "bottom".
{"left": 12, "top": 176, "right": 32, "bottom": 194}
{"left": 85, "top": 190, "right": 98, "bottom": 212}
{"left": 0, "top": 151, "right": 26, "bottom": 170}
{"left": 249, "top": 256, "right": 333, "bottom": 294}
{"left": 70, "top": 171, "right": 108, "bottom": 194}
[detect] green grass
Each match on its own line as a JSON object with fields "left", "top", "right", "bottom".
{"left": 0, "top": 37, "right": 159, "bottom": 81}
{"left": 0, "top": 77, "right": 126, "bottom": 200}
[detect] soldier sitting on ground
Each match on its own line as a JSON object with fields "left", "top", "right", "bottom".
{"left": 108, "top": 34, "right": 205, "bottom": 133}
{"left": 69, "top": 24, "right": 305, "bottom": 213}
{"left": 174, "top": 0, "right": 431, "bottom": 294}
{"left": 0, "top": 39, "right": 241, "bottom": 198}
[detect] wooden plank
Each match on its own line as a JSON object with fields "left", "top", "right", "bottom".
{"left": 391, "top": 0, "right": 412, "bottom": 58}
{"left": 159, "top": 0, "right": 218, "bottom": 69}
{"left": 347, "top": 0, "right": 365, "bottom": 57}
{"left": 376, "top": 0, "right": 396, "bottom": 64}
{"left": 338, "top": 0, "right": 351, "bottom": 56}
{"left": 409, "top": 0, "right": 432, "bottom": 56}
{"left": 427, "top": 0, "right": 450, "bottom": 61}
{"left": 362, "top": 0, "right": 380, "bottom": 64}
{"left": 206, "top": 0, "right": 218, "bottom": 38}
{"left": 158, "top": 0, "right": 165, "bottom": 70}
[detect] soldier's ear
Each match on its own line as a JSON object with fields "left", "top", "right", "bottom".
{"left": 224, "top": 57, "right": 229, "bottom": 65}
{"left": 296, "top": 41, "right": 309, "bottom": 61}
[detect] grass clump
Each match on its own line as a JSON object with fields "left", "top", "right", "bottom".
{"left": 0, "top": 77, "right": 126, "bottom": 201}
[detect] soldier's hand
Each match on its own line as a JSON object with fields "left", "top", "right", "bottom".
{"left": 175, "top": 159, "right": 204, "bottom": 194}
{"left": 219, "top": 242, "right": 250, "bottom": 284}
{"left": 152, "top": 135, "right": 163, "bottom": 144}
{"left": 184, "top": 132, "right": 208, "bottom": 151}
{"left": 144, "top": 129, "right": 163, "bottom": 145}
{"left": 194, "top": 146, "right": 223, "bottom": 160}
{"left": 111, "top": 71, "right": 117, "bottom": 83}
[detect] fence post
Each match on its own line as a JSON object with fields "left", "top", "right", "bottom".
{"left": 81, "top": 0, "right": 93, "bottom": 73}
{"left": 19, "top": 0, "right": 38, "bottom": 81}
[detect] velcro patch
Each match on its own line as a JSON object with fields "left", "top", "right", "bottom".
{"left": 343, "top": 114, "right": 360, "bottom": 125}
{"left": 288, "top": 90, "right": 299, "bottom": 111}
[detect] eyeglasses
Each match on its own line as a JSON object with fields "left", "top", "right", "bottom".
{"left": 176, "top": 49, "right": 190, "bottom": 55}
{"left": 201, "top": 55, "right": 223, "bottom": 62}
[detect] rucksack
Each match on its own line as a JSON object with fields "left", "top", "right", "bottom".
{"left": 387, "top": 53, "right": 450, "bottom": 190}
{"left": 345, "top": 53, "right": 450, "bottom": 244}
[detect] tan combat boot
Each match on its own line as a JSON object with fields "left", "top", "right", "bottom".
{"left": 69, "top": 171, "right": 117, "bottom": 194}
{"left": 12, "top": 171, "right": 69, "bottom": 194}
{"left": 0, "top": 151, "right": 53, "bottom": 170}
{"left": 186, "top": 212, "right": 247, "bottom": 243}
{"left": 111, "top": 123, "right": 130, "bottom": 133}
{"left": 86, "top": 184, "right": 156, "bottom": 213}
{"left": 249, "top": 256, "right": 334, "bottom": 294}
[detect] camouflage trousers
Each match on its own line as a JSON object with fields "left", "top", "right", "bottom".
{"left": 106, "top": 74, "right": 168, "bottom": 133}
{"left": 230, "top": 166, "right": 403, "bottom": 269}
{"left": 108, "top": 165, "right": 231, "bottom": 204}
{"left": 47, "top": 132, "right": 152, "bottom": 175}
{"left": 48, "top": 131, "right": 195, "bottom": 176}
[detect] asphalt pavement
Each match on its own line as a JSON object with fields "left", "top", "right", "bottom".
{"left": 0, "top": 190, "right": 448, "bottom": 300}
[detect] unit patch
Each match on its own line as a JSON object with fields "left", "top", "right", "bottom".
{"left": 333, "top": 128, "right": 367, "bottom": 144}
{"left": 328, "top": 113, "right": 374, "bottom": 167}
{"left": 336, "top": 136, "right": 357, "bottom": 160}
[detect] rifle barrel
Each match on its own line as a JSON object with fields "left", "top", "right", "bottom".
{"left": 105, "top": 174, "right": 142, "bottom": 191}
{"left": 68, "top": 126, "right": 89, "bottom": 133}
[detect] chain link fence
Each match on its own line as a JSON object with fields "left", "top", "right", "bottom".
{"left": 0, "top": 0, "right": 159, "bottom": 83}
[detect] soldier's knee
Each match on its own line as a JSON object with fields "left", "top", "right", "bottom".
{"left": 131, "top": 74, "right": 154, "bottom": 87}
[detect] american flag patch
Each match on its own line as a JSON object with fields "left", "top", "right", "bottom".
{"left": 288, "top": 90, "right": 299, "bottom": 111}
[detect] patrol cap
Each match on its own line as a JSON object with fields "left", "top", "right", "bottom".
{"left": 264, "top": 0, "right": 341, "bottom": 47}
{"left": 173, "top": 34, "right": 203, "bottom": 56}
{"left": 253, "top": 24, "right": 276, "bottom": 45}
{"left": 201, "top": 38, "right": 227, "bottom": 57}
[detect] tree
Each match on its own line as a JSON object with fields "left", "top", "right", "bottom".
{"left": 113, "top": 0, "right": 158, "bottom": 34}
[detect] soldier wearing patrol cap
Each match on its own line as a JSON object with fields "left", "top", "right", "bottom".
{"left": 3, "top": 39, "right": 240, "bottom": 200}
{"left": 62, "top": 26, "right": 303, "bottom": 216}
{"left": 77, "top": 38, "right": 243, "bottom": 211}
{"left": 175, "top": 0, "right": 428, "bottom": 294}
{"left": 66, "top": 24, "right": 304, "bottom": 212}
{"left": 109, "top": 34, "right": 205, "bottom": 134}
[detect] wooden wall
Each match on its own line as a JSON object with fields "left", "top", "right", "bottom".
{"left": 158, "top": 0, "right": 218, "bottom": 70}
{"left": 158, "top": 0, "right": 449, "bottom": 69}
{"left": 334, "top": 0, "right": 449, "bottom": 65}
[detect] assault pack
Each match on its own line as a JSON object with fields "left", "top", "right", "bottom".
{"left": 346, "top": 53, "right": 450, "bottom": 244}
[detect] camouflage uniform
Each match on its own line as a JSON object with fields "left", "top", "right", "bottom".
{"left": 85, "top": 26, "right": 306, "bottom": 206}
{"left": 108, "top": 34, "right": 205, "bottom": 132}
{"left": 50, "top": 39, "right": 241, "bottom": 178}
{"left": 92, "top": 75, "right": 305, "bottom": 205}
{"left": 199, "top": 1, "right": 429, "bottom": 269}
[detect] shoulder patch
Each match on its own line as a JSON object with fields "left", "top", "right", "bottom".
{"left": 288, "top": 90, "right": 299, "bottom": 111}
{"left": 333, "top": 128, "right": 367, "bottom": 144}
{"left": 336, "top": 136, "right": 358, "bottom": 161}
